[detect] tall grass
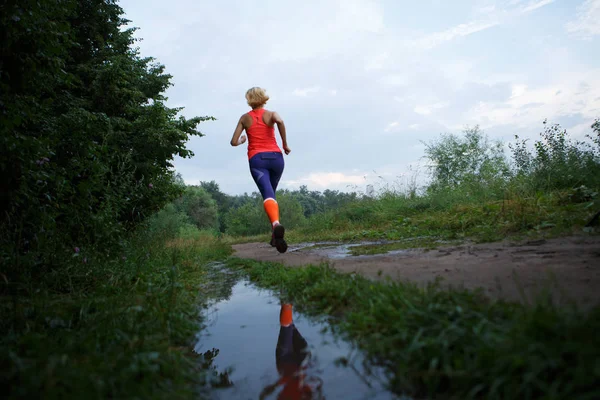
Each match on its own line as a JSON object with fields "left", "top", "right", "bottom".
{"left": 1, "top": 211, "right": 232, "bottom": 399}
{"left": 286, "top": 122, "right": 600, "bottom": 244}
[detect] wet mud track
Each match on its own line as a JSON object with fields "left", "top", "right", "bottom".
{"left": 232, "top": 236, "right": 600, "bottom": 308}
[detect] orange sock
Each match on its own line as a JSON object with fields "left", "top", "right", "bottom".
{"left": 280, "top": 303, "right": 293, "bottom": 326}
{"left": 263, "top": 198, "right": 280, "bottom": 226}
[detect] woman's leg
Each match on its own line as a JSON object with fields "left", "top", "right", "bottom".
{"left": 249, "top": 152, "right": 287, "bottom": 252}
{"left": 266, "top": 153, "right": 287, "bottom": 252}
{"left": 249, "top": 153, "right": 280, "bottom": 227}
{"left": 269, "top": 152, "right": 285, "bottom": 193}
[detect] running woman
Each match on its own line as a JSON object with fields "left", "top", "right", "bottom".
{"left": 230, "top": 87, "right": 291, "bottom": 253}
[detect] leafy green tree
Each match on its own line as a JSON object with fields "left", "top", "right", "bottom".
{"left": 174, "top": 187, "right": 219, "bottom": 230}
{"left": 0, "top": 0, "right": 213, "bottom": 275}
{"left": 223, "top": 191, "right": 305, "bottom": 236}
{"left": 200, "top": 180, "right": 234, "bottom": 231}
{"left": 424, "top": 126, "right": 510, "bottom": 193}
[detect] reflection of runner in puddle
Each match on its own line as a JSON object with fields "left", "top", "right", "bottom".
{"left": 260, "top": 304, "right": 323, "bottom": 400}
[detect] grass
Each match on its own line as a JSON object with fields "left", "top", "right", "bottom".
{"left": 277, "top": 190, "right": 598, "bottom": 245}
{"left": 226, "top": 257, "right": 600, "bottom": 400}
{"left": 1, "top": 230, "right": 233, "bottom": 399}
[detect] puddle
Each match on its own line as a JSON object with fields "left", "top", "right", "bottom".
{"left": 195, "top": 278, "right": 402, "bottom": 399}
{"left": 288, "top": 241, "right": 408, "bottom": 259}
{"left": 287, "top": 237, "right": 459, "bottom": 259}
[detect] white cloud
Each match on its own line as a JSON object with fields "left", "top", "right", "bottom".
{"left": 566, "top": 0, "right": 600, "bottom": 39}
{"left": 408, "top": 20, "right": 499, "bottom": 50}
{"left": 292, "top": 86, "right": 321, "bottom": 97}
{"left": 463, "top": 69, "right": 600, "bottom": 129}
{"left": 380, "top": 74, "right": 409, "bottom": 86}
{"left": 414, "top": 102, "right": 448, "bottom": 116}
{"left": 414, "top": 106, "right": 432, "bottom": 116}
{"left": 365, "top": 52, "right": 390, "bottom": 71}
{"left": 520, "top": 0, "right": 555, "bottom": 14}
{"left": 568, "top": 121, "right": 595, "bottom": 140}
{"left": 510, "top": 84, "right": 528, "bottom": 98}
{"left": 403, "top": 0, "right": 556, "bottom": 51}
{"left": 384, "top": 121, "right": 400, "bottom": 132}
{"left": 330, "top": 0, "right": 384, "bottom": 34}
{"left": 286, "top": 172, "right": 365, "bottom": 188}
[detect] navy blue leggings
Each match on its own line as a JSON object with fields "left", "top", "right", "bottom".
{"left": 249, "top": 152, "right": 284, "bottom": 200}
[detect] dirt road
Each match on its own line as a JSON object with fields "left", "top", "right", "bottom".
{"left": 232, "top": 236, "right": 600, "bottom": 308}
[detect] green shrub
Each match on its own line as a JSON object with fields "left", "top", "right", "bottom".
{"left": 0, "top": 0, "right": 213, "bottom": 281}
{"left": 223, "top": 192, "right": 306, "bottom": 236}
{"left": 173, "top": 186, "right": 219, "bottom": 230}
{"left": 510, "top": 120, "right": 600, "bottom": 191}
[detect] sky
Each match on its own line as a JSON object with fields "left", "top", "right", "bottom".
{"left": 119, "top": 0, "right": 600, "bottom": 195}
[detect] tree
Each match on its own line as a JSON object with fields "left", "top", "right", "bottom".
{"left": 423, "top": 126, "right": 510, "bottom": 191}
{"left": 0, "top": 0, "right": 213, "bottom": 274}
{"left": 174, "top": 187, "right": 219, "bottom": 230}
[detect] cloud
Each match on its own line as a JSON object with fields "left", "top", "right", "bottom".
{"left": 403, "top": 0, "right": 557, "bottom": 51}
{"left": 510, "top": 84, "right": 528, "bottom": 98}
{"left": 384, "top": 121, "right": 400, "bottom": 132}
{"left": 408, "top": 20, "right": 500, "bottom": 50}
{"left": 463, "top": 69, "right": 600, "bottom": 129}
{"left": 414, "top": 102, "right": 448, "bottom": 116}
{"left": 292, "top": 86, "right": 321, "bottom": 97}
{"left": 520, "top": 0, "right": 555, "bottom": 13}
{"left": 286, "top": 172, "right": 365, "bottom": 189}
{"left": 566, "top": 0, "right": 600, "bottom": 39}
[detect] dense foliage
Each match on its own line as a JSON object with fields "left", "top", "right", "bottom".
{"left": 187, "top": 182, "right": 359, "bottom": 235}
{"left": 0, "top": 0, "right": 212, "bottom": 280}
{"left": 164, "top": 121, "right": 599, "bottom": 241}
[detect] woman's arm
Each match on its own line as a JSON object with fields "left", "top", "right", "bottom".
{"left": 230, "top": 116, "right": 247, "bottom": 147}
{"left": 272, "top": 112, "right": 291, "bottom": 155}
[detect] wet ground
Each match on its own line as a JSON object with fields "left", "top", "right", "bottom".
{"left": 194, "top": 271, "right": 401, "bottom": 400}
{"left": 232, "top": 235, "right": 600, "bottom": 309}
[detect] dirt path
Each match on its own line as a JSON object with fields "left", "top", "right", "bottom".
{"left": 232, "top": 236, "right": 600, "bottom": 308}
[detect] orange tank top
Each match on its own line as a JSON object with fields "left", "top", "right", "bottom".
{"left": 246, "top": 108, "right": 282, "bottom": 160}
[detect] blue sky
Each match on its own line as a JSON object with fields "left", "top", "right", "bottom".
{"left": 119, "top": 0, "right": 600, "bottom": 195}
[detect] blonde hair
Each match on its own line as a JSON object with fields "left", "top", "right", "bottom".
{"left": 245, "top": 87, "right": 270, "bottom": 108}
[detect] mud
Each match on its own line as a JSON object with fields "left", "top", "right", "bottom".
{"left": 232, "top": 236, "right": 600, "bottom": 308}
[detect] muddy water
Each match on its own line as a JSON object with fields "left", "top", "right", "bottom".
{"left": 194, "top": 278, "right": 402, "bottom": 400}
{"left": 288, "top": 241, "right": 406, "bottom": 259}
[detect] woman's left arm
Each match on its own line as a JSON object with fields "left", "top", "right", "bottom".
{"left": 230, "top": 116, "right": 247, "bottom": 146}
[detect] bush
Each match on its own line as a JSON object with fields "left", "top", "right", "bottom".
{"left": 173, "top": 186, "right": 219, "bottom": 231}
{"left": 423, "top": 126, "right": 511, "bottom": 203}
{"left": 146, "top": 204, "right": 195, "bottom": 241}
{"left": 510, "top": 120, "right": 600, "bottom": 191}
{"left": 0, "top": 0, "right": 213, "bottom": 280}
{"left": 223, "top": 192, "right": 306, "bottom": 236}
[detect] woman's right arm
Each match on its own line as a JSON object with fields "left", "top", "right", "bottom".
{"left": 272, "top": 112, "right": 291, "bottom": 155}
{"left": 230, "top": 116, "right": 247, "bottom": 147}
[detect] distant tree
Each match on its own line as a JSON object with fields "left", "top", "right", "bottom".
{"left": 174, "top": 187, "right": 218, "bottom": 230}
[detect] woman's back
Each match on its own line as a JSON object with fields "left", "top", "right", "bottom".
{"left": 245, "top": 108, "right": 281, "bottom": 159}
